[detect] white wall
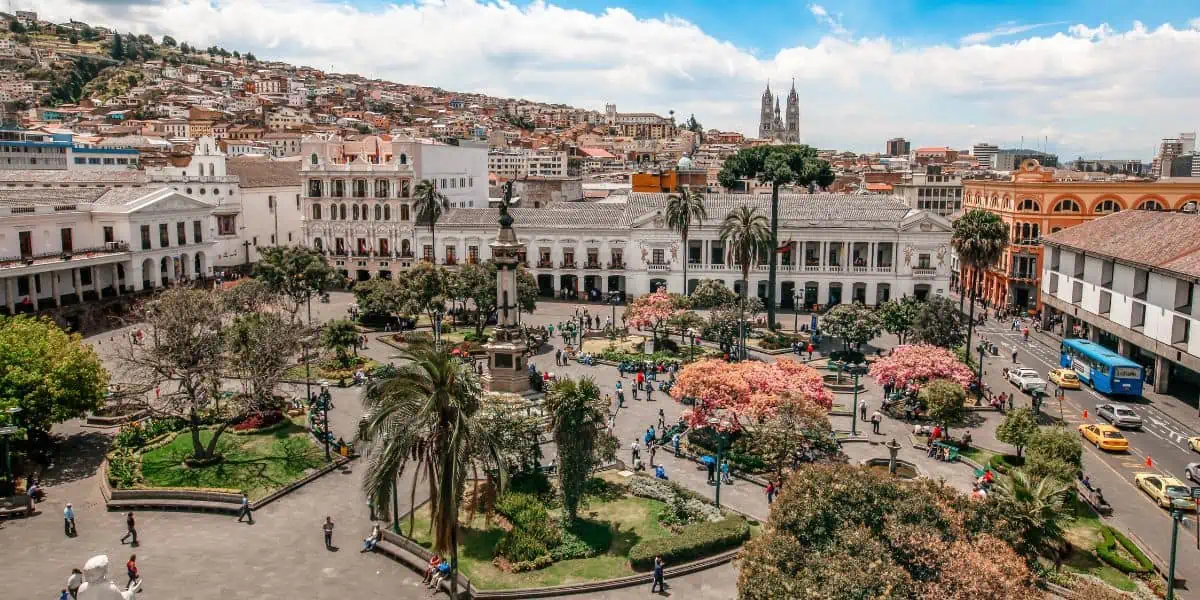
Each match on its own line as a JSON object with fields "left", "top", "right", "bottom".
{"left": 411, "top": 141, "right": 487, "bottom": 208}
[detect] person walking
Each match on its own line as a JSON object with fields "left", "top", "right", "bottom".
{"left": 1011, "top": 349, "right": 1018, "bottom": 364}
{"left": 657, "top": 409, "right": 666, "bottom": 431}
{"left": 649, "top": 443, "right": 657, "bottom": 467}
{"left": 636, "top": 370, "right": 645, "bottom": 391}
{"left": 766, "top": 481, "right": 776, "bottom": 505}
{"left": 672, "top": 432, "right": 681, "bottom": 456}
{"left": 870, "top": 410, "right": 883, "bottom": 434}
{"left": 806, "top": 343, "right": 814, "bottom": 360}
{"left": 555, "top": 348, "right": 562, "bottom": 365}
{"left": 63, "top": 503, "right": 76, "bottom": 537}
{"left": 322, "top": 516, "right": 335, "bottom": 549}
{"left": 650, "top": 556, "right": 666, "bottom": 592}
{"left": 631, "top": 440, "right": 640, "bottom": 462}
{"left": 858, "top": 399, "right": 868, "bottom": 421}
{"left": 66, "top": 568, "right": 82, "bottom": 599}
{"left": 120, "top": 512, "right": 137, "bottom": 546}
{"left": 125, "top": 554, "right": 138, "bottom": 590}
{"left": 646, "top": 386, "right": 653, "bottom": 402}
{"left": 237, "top": 493, "right": 253, "bottom": 524}
{"left": 632, "top": 384, "right": 639, "bottom": 401}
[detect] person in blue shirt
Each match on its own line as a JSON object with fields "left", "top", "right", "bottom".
{"left": 651, "top": 556, "right": 666, "bottom": 592}
{"left": 654, "top": 465, "right": 668, "bottom": 480}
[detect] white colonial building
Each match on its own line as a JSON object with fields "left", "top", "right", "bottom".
{"left": 1040, "top": 210, "right": 1200, "bottom": 395}
{"left": 0, "top": 186, "right": 218, "bottom": 317}
{"left": 301, "top": 191, "right": 954, "bottom": 305}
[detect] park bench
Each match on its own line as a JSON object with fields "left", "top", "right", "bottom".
{"left": 931, "top": 441, "right": 960, "bottom": 462}
{"left": 1076, "top": 482, "right": 1113, "bottom": 515}
{"left": 0, "top": 494, "right": 33, "bottom": 518}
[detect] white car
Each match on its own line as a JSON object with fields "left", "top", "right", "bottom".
{"left": 1007, "top": 367, "right": 1048, "bottom": 394}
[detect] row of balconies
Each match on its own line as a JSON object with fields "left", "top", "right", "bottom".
{"left": 1, "top": 241, "right": 131, "bottom": 269}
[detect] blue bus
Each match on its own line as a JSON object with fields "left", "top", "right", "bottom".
{"left": 1059, "top": 338, "right": 1143, "bottom": 396}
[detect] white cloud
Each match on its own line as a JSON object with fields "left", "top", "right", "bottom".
{"left": 960, "top": 21, "right": 1066, "bottom": 45}
{"left": 808, "top": 3, "right": 849, "bottom": 37}
{"left": 28, "top": 0, "right": 1200, "bottom": 157}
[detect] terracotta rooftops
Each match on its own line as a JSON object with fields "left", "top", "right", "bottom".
{"left": 1040, "top": 210, "right": 1200, "bottom": 279}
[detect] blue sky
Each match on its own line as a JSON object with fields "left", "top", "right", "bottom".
{"left": 36, "top": 0, "right": 1200, "bottom": 158}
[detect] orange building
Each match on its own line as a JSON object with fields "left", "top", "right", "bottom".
{"left": 961, "top": 160, "right": 1200, "bottom": 310}
{"left": 631, "top": 168, "right": 708, "bottom": 193}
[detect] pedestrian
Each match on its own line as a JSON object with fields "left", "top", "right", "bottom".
{"left": 125, "top": 554, "right": 138, "bottom": 590}
{"left": 870, "top": 410, "right": 882, "bottom": 434}
{"left": 1012, "top": 349, "right": 1018, "bottom": 364}
{"left": 858, "top": 398, "right": 868, "bottom": 421}
{"left": 63, "top": 503, "right": 76, "bottom": 537}
{"left": 608, "top": 412, "right": 616, "bottom": 431}
{"left": 806, "top": 343, "right": 814, "bottom": 360}
{"left": 766, "top": 481, "right": 775, "bottom": 505}
{"left": 650, "top": 556, "right": 666, "bottom": 592}
{"left": 672, "top": 432, "right": 681, "bottom": 456}
{"left": 632, "top": 385, "right": 639, "bottom": 401}
{"left": 237, "top": 493, "right": 253, "bottom": 524}
{"left": 617, "top": 389, "right": 625, "bottom": 408}
{"left": 631, "top": 440, "right": 640, "bottom": 461}
{"left": 1022, "top": 327, "right": 1029, "bottom": 343}
{"left": 67, "top": 568, "right": 82, "bottom": 599}
{"left": 636, "top": 370, "right": 645, "bottom": 391}
{"left": 60, "top": 589, "right": 69, "bottom": 600}
{"left": 706, "top": 460, "right": 715, "bottom": 483}
{"left": 657, "top": 409, "right": 666, "bottom": 430}
{"left": 323, "top": 516, "right": 335, "bottom": 548}
{"left": 649, "top": 444, "right": 657, "bottom": 467}
{"left": 555, "top": 348, "right": 562, "bottom": 365}
{"left": 646, "top": 386, "right": 653, "bottom": 402}
{"left": 120, "top": 511, "right": 137, "bottom": 546}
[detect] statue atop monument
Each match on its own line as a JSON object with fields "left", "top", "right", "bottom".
{"left": 498, "top": 180, "right": 514, "bottom": 229}
{"left": 78, "top": 555, "right": 140, "bottom": 600}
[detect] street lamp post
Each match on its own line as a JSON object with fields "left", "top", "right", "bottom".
{"left": 1168, "top": 509, "right": 1183, "bottom": 599}
{"left": 793, "top": 293, "right": 801, "bottom": 333}
{"left": 320, "top": 383, "right": 332, "bottom": 461}
{"left": 304, "top": 293, "right": 313, "bottom": 424}
{"left": 849, "top": 363, "right": 866, "bottom": 436}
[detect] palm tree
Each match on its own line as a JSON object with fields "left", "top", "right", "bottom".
{"left": 413, "top": 179, "right": 448, "bottom": 263}
{"left": 544, "top": 376, "right": 610, "bottom": 522}
{"left": 358, "top": 343, "right": 505, "bottom": 600}
{"left": 993, "top": 469, "right": 1072, "bottom": 562}
{"left": 719, "top": 205, "right": 770, "bottom": 360}
{"left": 950, "top": 209, "right": 1009, "bottom": 364}
{"left": 665, "top": 187, "right": 708, "bottom": 296}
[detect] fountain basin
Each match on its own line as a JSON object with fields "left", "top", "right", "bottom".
{"left": 862, "top": 457, "right": 922, "bottom": 480}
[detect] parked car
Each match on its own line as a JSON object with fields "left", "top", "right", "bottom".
{"left": 1047, "top": 368, "right": 1081, "bottom": 390}
{"left": 1184, "top": 462, "right": 1200, "bottom": 483}
{"left": 1134, "top": 473, "right": 1197, "bottom": 511}
{"left": 1007, "top": 367, "right": 1048, "bottom": 394}
{"left": 1097, "top": 403, "right": 1143, "bottom": 429}
{"left": 1078, "top": 424, "right": 1130, "bottom": 452}
{"left": 1189, "top": 437, "right": 1200, "bottom": 453}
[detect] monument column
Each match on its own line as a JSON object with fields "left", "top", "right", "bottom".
{"left": 484, "top": 182, "right": 532, "bottom": 395}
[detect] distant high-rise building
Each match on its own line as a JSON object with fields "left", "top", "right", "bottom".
{"left": 1155, "top": 133, "right": 1196, "bottom": 177}
{"left": 971, "top": 143, "right": 999, "bottom": 169}
{"left": 757, "top": 81, "right": 799, "bottom": 143}
{"left": 885, "top": 138, "right": 910, "bottom": 157}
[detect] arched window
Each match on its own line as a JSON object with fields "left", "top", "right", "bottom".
{"left": 310, "top": 153, "right": 319, "bottom": 165}
{"left": 361, "top": 204, "right": 369, "bottom": 219}
{"left": 312, "top": 204, "right": 322, "bottom": 220}
{"left": 314, "top": 237, "right": 323, "bottom": 252}
{"left": 374, "top": 205, "right": 382, "bottom": 221}
{"left": 399, "top": 153, "right": 407, "bottom": 165}
{"left": 1052, "top": 199, "right": 1081, "bottom": 213}
{"left": 208, "top": 164, "right": 215, "bottom": 177}
{"left": 1138, "top": 199, "right": 1164, "bottom": 211}
{"left": 401, "top": 204, "right": 410, "bottom": 220}
{"left": 352, "top": 204, "right": 360, "bottom": 220}
{"left": 1051, "top": 227, "right": 1063, "bottom": 233}
{"left": 401, "top": 239, "right": 411, "bottom": 256}
{"left": 1094, "top": 199, "right": 1121, "bottom": 214}
{"left": 1018, "top": 199, "right": 1041, "bottom": 212}
{"left": 339, "top": 204, "right": 347, "bottom": 220}
{"left": 383, "top": 205, "right": 391, "bottom": 220}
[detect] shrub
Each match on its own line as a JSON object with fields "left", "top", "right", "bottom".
{"left": 114, "top": 418, "right": 186, "bottom": 450}
{"left": 495, "top": 528, "right": 550, "bottom": 563}
{"left": 399, "top": 331, "right": 433, "bottom": 344}
{"left": 550, "top": 523, "right": 605, "bottom": 561}
{"left": 628, "top": 475, "right": 722, "bottom": 524}
{"left": 583, "top": 476, "right": 627, "bottom": 501}
{"left": 107, "top": 448, "right": 143, "bottom": 488}
{"left": 828, "top": 350, "right": 866, "bottom": 364}
{"left": 495, "top": 492, "right": 561, "bottom": 564}
{"left": 463, "top": 331, "right": 490, "bottom": 344}
{"left": 1095, "top": 526, "right": 1153, "bottom": 574}
{"left": 509, "top": 554, "right": 553, "bottom": 572}
{"left": 232, "top": 410, "right": 284, "bottom": 431}
{"left": 628, "top": 516, "right": 750, "bottom": 570}
{"left": 510, "top": 471, "right": 553, "bottom": 501}
{"left": 988, "top": 453, "right": 1024, "bottom": 474}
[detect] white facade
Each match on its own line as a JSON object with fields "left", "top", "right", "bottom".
{"left": 415, "top": 141, "right": 488, "bottom": 208}
{"left": 891, "top": 165, "right": 964, "bottom": 217}
{"left": 0, "top": 187, "right": 218, "bottom": 314}
{"left": 488, "top": 149, "right": 568, "bottom": 179}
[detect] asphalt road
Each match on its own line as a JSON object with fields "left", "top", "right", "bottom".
{"left": 975, "top": 321, "right": 1200, "bottom": 590}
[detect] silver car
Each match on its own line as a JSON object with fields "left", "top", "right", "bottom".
{"left": 1097, "top": 403, "right": 1143, "bottom": 429}
{"left": 1186, "top": 463, "right": 1200, "bottom": 483}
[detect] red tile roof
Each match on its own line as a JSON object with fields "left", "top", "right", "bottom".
{"left": 1040, "top": 210, "right": 1200, "bottom": 278}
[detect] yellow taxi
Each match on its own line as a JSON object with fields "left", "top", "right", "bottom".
{"left": 1189, "top": 437, "right": 1200, "bottom": 453}
{"left": 1048, "top": 368, "right": 1081, "bottom": 390}
{"left": 1134, "top": 473, "right": 1197, "bottom": 511}
{"left": 1078, "top": 424, "right": 1129, "bottom": 452}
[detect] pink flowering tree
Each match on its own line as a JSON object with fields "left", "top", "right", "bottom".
{"left": 868, "top": 344, "right": 975, "bottom": 391}
{"left": 670, "top": 358, "right": 833, "bottom": 431}
{"left": 626, "top": 290, "right": 687, "bottom": 342}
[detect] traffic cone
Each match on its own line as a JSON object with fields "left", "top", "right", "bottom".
{"left": 1145, "top": 456, "right": 1153, "bottom": 468}
{"left": 1083, "top": 409, "right": 1088, "bottom": 420}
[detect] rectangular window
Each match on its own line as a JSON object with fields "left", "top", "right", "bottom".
{"left": 140, "top": 225, "right": 151, "bottom": 250}
{"left": 468, "top": 245, "right": 479, "bottom": 264}
{"left": 217, "top": 215, "right": 236, "bottom": 236}
{"left": 1132, "top": 301, "right": 1146, "bottom": 329}
{"left": 103, "top": 226, "right": 114, "bottom": 244}
{"left": 1099, "top": 290, "right": 1111, "bottom": 315}
{"left": 19, "top": 230, "right": 32, "bottom": 258}
{"left": 193, "top": 221, "right": 202, "bottom": 243}
{"left": 423, "top": 245, "right": 434, "bottom": 261}
{"left": 917, "top": 253, "right": 931, "bottom": 269}
{"left": 445, "top": 246, "right": 456, "bottom": 265}
{"left": 652, "top": 249, "right": 665, "bottom": 264}
{"left": 60, "top": 228, "right": 73, "bottom": 253}
{"left": 80, "top": 268, "right": 92, "bottom": 286}
{"left": 177, "top": 222, "right": 187, "bottom": 245}
{"left": 159, "top": 224, "right": 170, "bottom": 247}
{"left": 268, "top": 195, "right": 275, "bottom": 213}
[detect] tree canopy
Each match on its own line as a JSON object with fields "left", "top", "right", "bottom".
{"left": 911, "top": 295, "right": 966, "bottom": 348}
{"left": 544, "top": 376, "right": 615, "bottom": 522}
{"left": 822, "top": 302, "right": 882, "bottom": 352}
{"left": 996, "top": 409, "right": 1039, "bottom": 457}
{"left": 254, "top": 246, "right": 337, "bottom": 322}
{"left": 670, "top": 358, "right": 831, "bottom": 431}
{"left": 0, "top": 316, "right": 108, "bottom": 442}
{"left": 868, "top": 344, "right": 975, "bottom": 390}
{"left": 877, "top": 297, "right": 921, "bottom": 345}
{"left": 689, "top": 279, "right": 738, "bottom": 309}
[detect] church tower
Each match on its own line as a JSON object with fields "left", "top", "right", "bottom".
{"left": 758, "top": 82, "right": 774, "bottom": 140}
{"left": 785, "top": 79, "right": 800, "bottom": 143}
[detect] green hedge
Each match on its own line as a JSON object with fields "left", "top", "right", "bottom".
{"left": 628, "top": 516, "right": 750, "bottom": 570}
{"left": 988, "top": 453, "right": 1024, "bottom": 474}
{"left": 1096, "top": 526, "right": 1153, "bottom": 574}
{"left": 494, "top": 492, "right": 561, "bottom": 564}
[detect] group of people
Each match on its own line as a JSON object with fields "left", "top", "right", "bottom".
{"left": 790, "top": 340, "right": 816, "bottom": 359}
{"left": 422, "top": 553, "right": 454, "bottom": 592}
{"left": 60, "top": 556, "right": 139, "bottom": 599}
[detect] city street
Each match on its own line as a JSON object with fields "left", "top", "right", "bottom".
{"left": 973, "top": 317, "right": 1200, "bottom": 588}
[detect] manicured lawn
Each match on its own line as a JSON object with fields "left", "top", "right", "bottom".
{"left": 582, "top": 335, "right": 648, "bottom": 355}
{"left": 958, "top": 446, "right": 997, "bottom": 466}
{"left": 403, "top": 493, "right": 673, "bottom": 589}
{"left": 1059, "top": 495, "right": 1139, "bottom": 592}
{"left": 442, "top": 328, "right": 494, "bottom": 345}
{"left": 138, "top": 418, "right": 328, "bottom": 500}
{"left": 283, "top": 357, "right": 381, "bottom": 382}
